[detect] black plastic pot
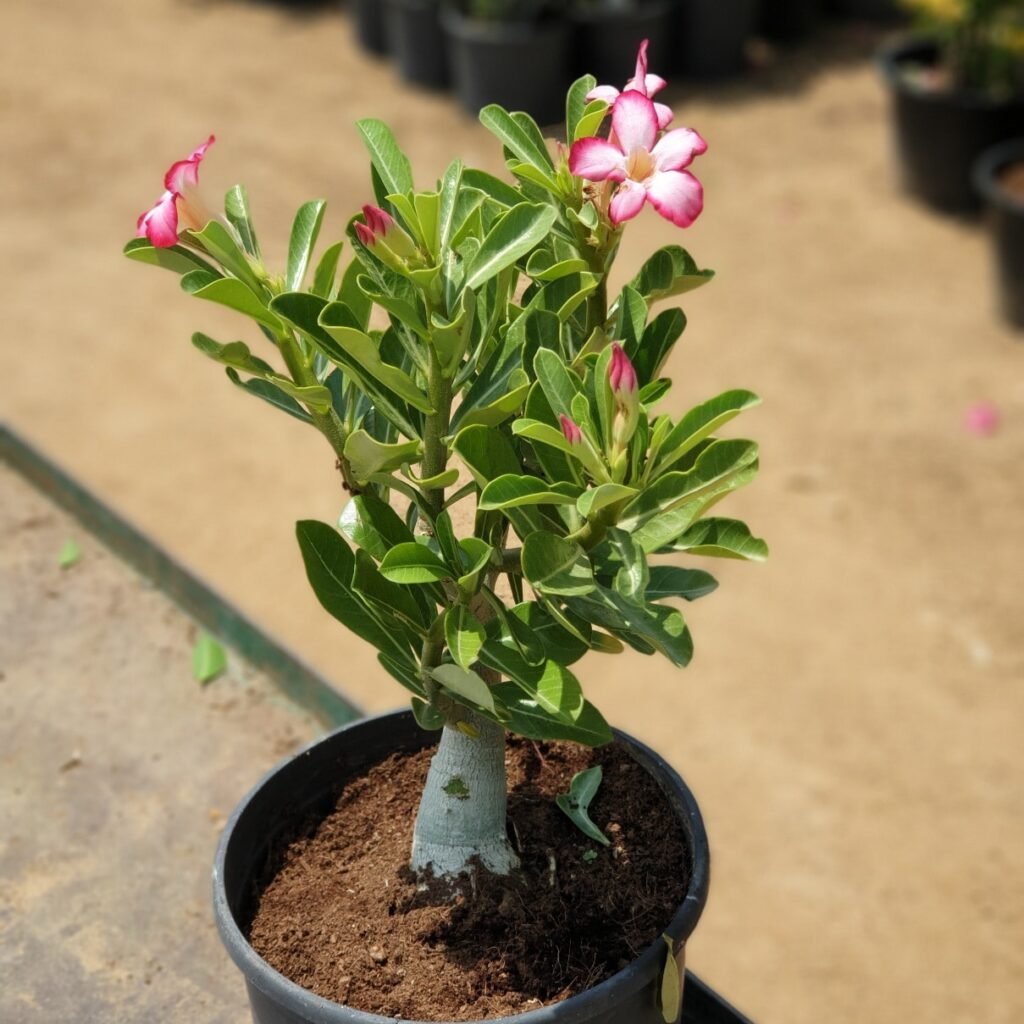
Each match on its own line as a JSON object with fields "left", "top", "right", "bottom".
{"left": 825, "top": 0, "right": 903, "bottom": 20}
{"left": 674, "top": 0, "right": 758, "bottom": 80}
{"left": 974, "top": 140, "right": 1024, "bottom": 329}
{"left": 570, "top": 2, "right": 675, "bottom": 85}
{"left": 880, "top": 37, "right": 1024, "bottom": 213}
{"left": 385, "top": 0, "right": 449, "bottom": 89}
{"left": 351, "top": 0, "right": 388, "bottom": 56}
{"left": 440, "top": 9, "right": 571, "bottom": 125}
{"left": 214, "top": 710, "right": 710, "bottom": 1024}
{"left": 759, "top": 0, "right": 821, "bottom": 42}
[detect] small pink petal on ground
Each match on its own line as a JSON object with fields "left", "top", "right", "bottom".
{"left": 964, "top": 403, "right": 1000, "bottom": 436}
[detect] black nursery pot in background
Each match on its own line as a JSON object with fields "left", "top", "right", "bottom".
{"left": 441, "top": 9, "right": 571, "bottom": 125}
{"left": 759, "top": 0, "right": 822, "bottom": 43}
{"left": 673, "top": 0, "right": 759, "bottom": 80}
{"left": 385, "top": 0, "right": 449, "bottom": 89}
{"left": 351, "top": 0, "right": 388, "bottom": 55}
{"left": 880, "top": 37, "right": 1024, "bottom": 213}
{"left": 974, "top": 140, "right": 1024, "bottom": 329}
{"left": 570, "top": 1, "right": 675, "bottom": 85}
{"left": 825, "top": 0, "right": 903, "bottom": 20}
{"left": 213, "top": 710, "right": 711, "bottom": 1024}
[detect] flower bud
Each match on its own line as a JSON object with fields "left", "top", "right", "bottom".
{"left": 608, "top": 343, "right": 640, "bottom": 448}
{"left": 559, "top": 414, "right": 583, "bottom": 446}
{"left": 355, "top": 203, "right": 420, "bottom": 269}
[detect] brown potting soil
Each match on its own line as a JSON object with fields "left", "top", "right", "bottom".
{"left": 997, "top": 162, "right": 1024, "bottom": 205}
{"left": 248, "top": 738, "right": 690, "bottom": 1021}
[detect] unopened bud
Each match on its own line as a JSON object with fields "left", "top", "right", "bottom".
{"left": 608, "top": 343, "right": 640, "bottom": 448}
{"left": 559, "top": 414, "right": 583, "bottom": 446}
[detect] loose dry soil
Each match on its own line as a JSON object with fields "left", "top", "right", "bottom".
{"left": 2, "top": 2, "right": 1023, "bottom": 1022}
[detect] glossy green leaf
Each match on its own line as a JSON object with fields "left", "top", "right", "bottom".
{"left": 556, "top": 766, "right": 610, "bottom": 846}
{"left": 451, "top": 425, "right": 521, "bottom": 486}
{"left": 339, "top": 493, "right": 415, "bottom": 562}
{"left": 190, "top": 220, "right": 264, "bottom": 292}
{"left": 489, "top": 684, "right": 613, "bottom": 746}
{"left": 191, "top": 332, "right": 275, "bottom": 376}
{"left": 123, "top": 238, "right": 220, "bottom": 277}
{"left": 286, "top": 199, "right": 326, "bottom": 291}
{"left": 574, "top": 98, "right": 610, "bottom": 142}
{"left": 614, "top": 285, "right": 647, "bottom": 349}
{"left": 224, "top": 368, "right": 312, "bottom": 424}
{"left": 296, "top": 520, "right": 414, "bottom": 663}
{"left": 310, "top": 241, "right": 344, "bottom": 299}
{"left": 461, "top": 167, "right": 523, "bottom": 208}
{"left": 577, "top": 484, "right": 637, "bottom": 519}
{"left": 465, "top": 202, "right": 558, "bottom": 291}
{"left": 606, "top": 528, "right": 649, "bottom": 606}
{"left": 479, "top": 475, "right": 580, "bottom": 511}
{"left": 479, "top": 104, "right": 555, "bottom": 175}
{"left": 662, "top": 518, "right": 768, "bottom": 561}
{"left": 356, "top": 118, "right": 414, "bottom": 197}
{"left": 264, "top": 375, "right": 332, "bottom": 414}
{"left": 660, "top": 936, "right": 683, "bottom": 1024}
{"left": 445, "top": 606, "right": 487, "bottom": 670}
{"left": 431, "top": 663, "right": 494, "bottom": 711}
{"left": 353, "top": 549, "right": 429, "bottom": 634}
{"left": 630, "top": 245, "right": 715, "bottom": 303}
{"left": 344, "top": 430, "right": 421, "bottom": 483}
{"left": 646, "top": 566, "right": 719, "bottom": 601}
{"left": 533, "top": 348, "right": 582, "bottom": 420}
{"left": 510, "top": 602, "right": 590, "bottom": 665}
{"left": 526, "top": 251, "right": 590, "bottom": 282}
{"left": 521, "top": 532, "right": 595, "bottom": 596}
{"left": 631, "top": 308, "right": 686, "bottom": 384}
{"left": 181, "top": 271, "right": 283, "bottom": 331}
{"left": 58, "top": 538, "right": 81, "bottom": 569}
{"left": 511, "top": 418, "right": 577, "bottom": 456}
{"left": 654, "top": 390, "right": 761, "bottom": 474}
{"left": 480, "top": 644, "right": 585, "bottom": 719}
{"left": 379, "top": 542, "right": 452, "bottom": 584}
{"left": 224, "top": 184, "right": 261, "bottom": 258}
{"left": 410, "top": 694, "right": 445, "bottom": 729}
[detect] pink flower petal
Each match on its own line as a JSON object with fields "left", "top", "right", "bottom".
{"left": 652, "top": 127, "right": 708, "bottom": 172}
{"left": 632, "top": 39, "right": 650, "bottom": 89}
{"left": 137, "top": 190, "right": 180, "bottom": 248}
{"left": 654, "top": 102, "right": 674, "bottom": 130}
{"left": 608, "top": 180, "right": 648, "bottom": 225}
{"left": 354, "top": 222, "right": 376, "bottom": 247}
{"left": 964, "top": 402, "right": 1000, "bottom": 436}
{"left": 570, "top": 136, "right": 627, "bottom": 183}
{"left": 646, "top": 170, "right": 703, "bottom": 228}
{"left": 164, "top": 134, "right": 215, "bottom": 194}
{"left": 643, "top": 73, "right": 668, "bottom": 96}
{"left": 586, "top": 85, "right": 620, "bottom": 105}
{"left": 611, "top": 91, "right": 658, "bottom": 157}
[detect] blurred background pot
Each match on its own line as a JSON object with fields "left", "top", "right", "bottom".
{"left": 385, "top": 0, "right": 449, "bottom": 88}
{"left": 441, "top": 5, "right": 571, "bottom": 124}
{"left": 570, "top": 0, "right": 675, "bottom": 84}
{"left": 674, "top": 0, "right": 758, "bottom": 80}
{"left": 880, "top": 37, "right": 1024, "bottom": 213}
{"left": 974, "top": 139, "right": 1024, "bottom": 329}
{"left": 351, "top": 0, "right": 388, "bottom": 55}
{"left": 825, "top": 0, "right": 904, "bottom": 20}
{"left": 759, "top": 0, "right": 822, "bottom": 43}
{"left": 213, "top": 710, "right": 711, "bottom": 1024}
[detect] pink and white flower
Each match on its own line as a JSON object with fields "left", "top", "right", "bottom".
{"left": 136, "top": 135, "right": 216, "bottom": 248}
{"left": 586, "top": 39, "right": 673, "bottom": 131}
{"left": 570, "top": 91, "right": 706, "bottom": 229}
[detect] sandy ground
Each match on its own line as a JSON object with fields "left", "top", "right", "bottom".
{"left": 2, "top": 1, "right": 1023, "bottom": 1021}
{"left": 0, "top": 464, "right": 323, "bottom": 1023}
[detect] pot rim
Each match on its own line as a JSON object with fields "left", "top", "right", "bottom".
{"left": 213, "top": 708, "right": 710, "bottom": 1024}
{"left": 973, "top": 138, "right": 1024, "bottom": 208}
{"left": 878, "top": 35, "right": 1024, "bottom": 112}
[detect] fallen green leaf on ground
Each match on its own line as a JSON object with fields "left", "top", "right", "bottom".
{"left": 193, "top": 631, "right": 227, "bottom": 685}
{"left": 58, "top": 538, "right": 81, "bottom": 568}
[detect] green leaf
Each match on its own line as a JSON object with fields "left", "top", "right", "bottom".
{"left": 338, "top": 258, "right": 372, "bottom": 329}
{"left": 576, "top": 484, "right": 637, "bottom": 519}
{"left": 614, "top": 286, "right": 647, "bottom": 349}
{"left": 630, "top": 245, "right": 715, "bottom": 303}
{"left": 461, "top": 168, "right": 524, "bottom": 208}
{"left": 526, "top": 251, "right": 590, "bottom": 282}
{"left": 606, "top": 528, "right": 649, "bottom": 606}
{"left": 353, "top": 549, "right": 429, "bottom": 634}
{"left": 58, "top": 538, "right": 81, "bottom": 569}
{"left": 312, "top": 241, "right": 345, "bottom": 300}
{"left": 490, "top": 684, "right": 612, "bottom": 746}
{"left": 662, "top": 518, "right": 769, "bottom": 561}
{"left": 456, "top": 537, "right": 494, "bottom": 595}
{"left": 451, "top": 425, "right": 521, "bottom": 486}
{"left": 190, "top": 220, "right": 264, "bottom": 293}
{"left": 410, "top": 694, "right": 445, "bottom": 729}
{"left": 437, "top": 159, "right": 464, "bottom": 253}
{"left": 191, "top": 332, "right": 275, "bottom": 376}
{"left": 556, "top": 766, "right": 610, "bottom": 846}
{"left": 511, "top": 418, "right": 578, "bottom": 457}
{"left": 225, "top": 368, "right": 312, "bottom": 423}
{"left": 123, "top": 238, "right": 221, "bottom": 277}
{"left": 344, "top": 430, "right": 421, "bottom": 483}
{"left": 379, "top": 542, "right": 452, "bottom": 584}
{"left": 510, "top": 602, "right": 590, "bottom": 665}
{"left": 192, "top": 632, "right": 227, "bottom": 685}
{"left": 430, "top": 663, "right": 495, "bottom": 711}
{"left": 296, "top": 520, "right": 415, "bottom": 663}
{"left": 224, "top": 184, "right": 261, "bottom": 258}
{"left": 319, "top": 306, "right": 434, "bottom": 413}
{"left": 660, "top": 936, "right": 683, "bottom": 1024}
{"left": 181, "top": 271, "right": 282, "bottom": 332}
{"left": 356, "top": 119, "right": 414, "bottom": 197}
{"left": 566, "top": 74, "right": 597, "bottom": 139}
{"left": 521, "top": 532, "right": 595, "bottom": 596}
{"left": 646, "top": 566, "right": 719, "bottom": 601}
{"left": 479, "top": 475, "right": 580, "bottom": 511}
{"left": 654, "top": 391, "right": 761, "bottom": 474}
{"left": 465, "top": 202, "right": 558, "bottom": 291}
{"left": 574, "top": 98, "right": 610, "bottom": 142}
{"left": 631, "top": 308, "right": 686, "bottom": 384}
{"left": 533, "top": 348, "right": 582, "bottom": 420}
{"left": 339, "top": 493, "right": 415, "bottom": 562}
{"left": 286, "top": 199, "right": 326, "bottom": 291}
{"left": 455, "top": 372, "right": 530, "bottom": 431}
{"left": 480, "top": 645, "right": 585, "bottom": 720}
{"left": 445, "top": 606, "right": 487, "bottom": 670}
{"left": 479, "top": 104, "right": 555, "bottom": 175}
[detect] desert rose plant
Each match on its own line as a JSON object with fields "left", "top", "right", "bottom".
{"left": 127, "top": 41, "right": 765, "bottom": 881}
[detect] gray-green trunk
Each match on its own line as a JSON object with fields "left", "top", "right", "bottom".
{"left": 410, "top": 712, "right": 519, "bottom": 879}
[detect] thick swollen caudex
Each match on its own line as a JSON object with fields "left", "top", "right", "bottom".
{"left": 411, "top": 714, "right": 519, "bottom": 879}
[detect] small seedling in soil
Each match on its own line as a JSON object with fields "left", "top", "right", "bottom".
{"left": 58, "top": 538, "right": 81, "bottom": 569}
{"left": 556, "top": 766, "right": 610, "bottom": 847}
{"left": 193, "top": 631, "right": 227, "bottom": 685}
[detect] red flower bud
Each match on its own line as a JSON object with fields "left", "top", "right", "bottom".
{"left": 609, "top": 343, "right": 638, "bottom": 396}
{"left": 559, "top": 414, "right": 583, "bottom": 446}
